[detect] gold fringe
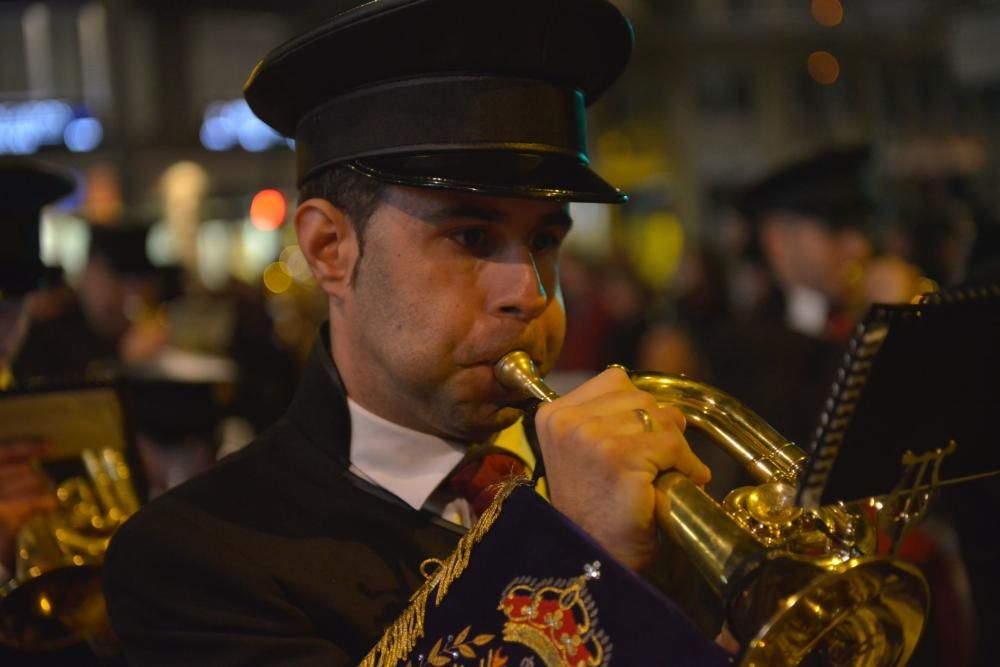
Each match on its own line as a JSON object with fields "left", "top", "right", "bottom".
{"left": 360, "top": 476, "right": 528, "bottom": 667}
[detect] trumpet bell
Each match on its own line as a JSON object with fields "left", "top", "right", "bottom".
{"left": 0, "top": 446, "right": 138, "bottom": 651}
{"left": 0, "top": 564, "right": 106, "bottom": 651}
{"left": 657, "top": 472, "right": 930, "bottom": 666}
{"left": 740, "top": 557, "right": 929, "bottom": 666}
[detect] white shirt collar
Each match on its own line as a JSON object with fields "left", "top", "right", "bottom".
{"left": 785, "top": 285, "right": 829, "bottom": 337}
{"left": 347, "top": 398, "right": 466, "bottom": 510}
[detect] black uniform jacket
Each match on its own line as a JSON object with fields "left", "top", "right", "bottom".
{"left": 104, "top": 330, "right": 464, "bottom": 665}
{"left": 709, "top": 289, "right": 842, "bottom": 447}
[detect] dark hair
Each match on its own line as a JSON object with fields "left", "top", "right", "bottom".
{"left": 298, "top": 164, "right": 386, "bottom": 259}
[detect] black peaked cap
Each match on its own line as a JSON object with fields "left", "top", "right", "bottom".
{"left": 0, "top": 158, "right": 74, "bottom": 213}
{"left": 0, "top": 158, "right": 75, "bottom": 298}
{"left": 243, "top": 0, "right": 633, "bottom": 202}
{"left": 88, "top": 224, "right": 157, "bottom": 278}
{"left": 736, "top": 145, "right": 875, "bottom": 229}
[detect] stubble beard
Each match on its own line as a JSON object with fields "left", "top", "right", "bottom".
{"left": 347, "top": 251, "right": 519, "bottom": 443}
{"left": 442, "top": 399, "right": 526, "bottom": 443}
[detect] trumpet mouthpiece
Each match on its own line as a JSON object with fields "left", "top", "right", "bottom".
{"left": 494, "top": 351, "right": 559, "bottom": 403}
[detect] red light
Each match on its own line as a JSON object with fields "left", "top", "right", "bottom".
{"left": 250, "top": 189, "right": 286, "bottom": 231}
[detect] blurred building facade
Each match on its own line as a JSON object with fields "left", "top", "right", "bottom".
{"left": 1, "top": 0, "right": 997, "bottom": 295}
{"left": 597, "top": 0, "right": 1000, "bottom": 242}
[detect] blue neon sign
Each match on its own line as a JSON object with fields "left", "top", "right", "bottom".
{"left": 200, "top": 99, "right": 292, "bottom": 152}
{"left": 0, "top": 100, "right": 103, "bottom": 155}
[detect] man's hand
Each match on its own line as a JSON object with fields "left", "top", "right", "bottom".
{"left": 715, "top": 624, "right": 740, "bottom": 655}
{"left": 0, "top": 439, "right": 57, "bottom": 573}
{"left": 534, "top": 367, "right": 710, "bottom": 571}
{"left": 119, "top": 315, "right": 169, "bottom": 364}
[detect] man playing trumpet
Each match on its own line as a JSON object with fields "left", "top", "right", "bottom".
{"left": 105, "top": 1, "right": 726, "bottom": 664}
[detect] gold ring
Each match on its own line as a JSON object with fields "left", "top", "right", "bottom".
{"left": 634, "top": 408, "right": 653, "bottom": 432}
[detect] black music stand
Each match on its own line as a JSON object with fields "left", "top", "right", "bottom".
{"left": 797, "top": 285, "right": 1000, "bottom": 513}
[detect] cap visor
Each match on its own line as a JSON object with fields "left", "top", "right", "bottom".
{"left": 348, "top": 151, "right": 626, "bottom": 204}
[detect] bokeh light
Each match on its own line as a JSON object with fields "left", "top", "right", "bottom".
{"left": 199, "top": 99, "right": 287, "bottom": 152}
{"left": 807, "top": 51, "right": 840, "bottom": 85}
{"left": 811, "top": 0, "right": 844, "bottom": 27}
{"left": 263, "top": 261, "right": 293, "bottom": 294}
{"left": 279, "top": 245, "right": 313, "bottom": 283}
{"left": 249, "top": 189, "right": 287, "bottom": 231}
{"left": 64, "top": 117, "right": 104, "bottom": 152}
{"left": 0, "top": 100, "right": 91, "bottom": 155}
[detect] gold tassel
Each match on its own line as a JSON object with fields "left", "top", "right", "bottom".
{"left": 360, "top": 476, "right": 528, "bottom": 667}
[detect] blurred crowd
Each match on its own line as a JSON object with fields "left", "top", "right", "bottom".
{"left": 10, "top": 225, "right": 300, "bottom": 497}
{"left": 9, "top": 145, "right": 999, "bottom": 503}
{"left": 556, "top": 148, "right": 999, "bottom": 448}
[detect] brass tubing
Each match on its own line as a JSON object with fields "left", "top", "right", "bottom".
{"left": 654, "top": 473, "right": 763, "bottom": 598}
{"left": 494, "top": 351, "right": 808, "bottom": 485}
{"left": 102, "top": 449, "right": 140, "bottom": 516}
{"left": 81, "top": 449, "right": 117, "bottom": 517}
{"left": 493, "top": 352, "right": 771, "bottom": 602}
{"left": 629, "top": 373, "right": 807, "bottom": 484}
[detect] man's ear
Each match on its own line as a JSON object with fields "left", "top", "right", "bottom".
{"left": 294, "top": 198, "right": 359, "bottom": 299}
{"left": 758, "top": 218, "right": 783, "bottom": 262}
{"left": 759, "top": 215, "right": 794, "bottom": 267}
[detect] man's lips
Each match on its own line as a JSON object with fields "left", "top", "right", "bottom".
{"left": 458, "top": 352, "right": 550, "bottom": 406}
{"left": 463, "top": 352, "right": 545, "bottom": 374}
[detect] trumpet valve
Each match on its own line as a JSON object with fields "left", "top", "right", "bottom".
{"left": 723, "top": 483, "right": 806, "bottom": 547}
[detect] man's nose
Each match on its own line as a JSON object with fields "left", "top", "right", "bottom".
{"left": 839, "top": 228, "right": 872, "bottom": 261}
{"left": 490, "top": 251, "right": 549, "bottom": 322}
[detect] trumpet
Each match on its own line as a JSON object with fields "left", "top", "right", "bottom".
{"left": 0, "top": 447, "right": 139, "bottom": 651}
{"left": 495, "top": 351, "right": 929, "bottom": 667}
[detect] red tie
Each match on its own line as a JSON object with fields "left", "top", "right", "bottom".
{"left": 448, "top": 452, "right": 526, "bottom": 516}
{"left": 825, "top": 305, "right": 855, "bottom": 343}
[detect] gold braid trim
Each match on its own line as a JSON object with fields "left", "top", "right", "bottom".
{"left": 360, "top": 476, "right": 528, "bottom": 667}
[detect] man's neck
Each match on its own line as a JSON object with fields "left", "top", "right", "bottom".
{"left": 328, "top": 323, "right": 451, "bottom": 440}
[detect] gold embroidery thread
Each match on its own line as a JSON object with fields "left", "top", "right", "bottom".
{"left": 360, "top": 477, "right": 527, "bottom": 667}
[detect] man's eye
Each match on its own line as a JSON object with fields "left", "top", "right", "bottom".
{"left": 531, "top": 231, "right": 564, "bottom": 253}
{"left": 451, "top": 228, "right": 490, "bottom": 250}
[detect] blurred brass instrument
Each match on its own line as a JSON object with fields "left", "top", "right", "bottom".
{"left": 495, "top": 351, "right": 929, "bottom": 667}
{"left": 0, "top": 447, "right": 140, "bottom": 651}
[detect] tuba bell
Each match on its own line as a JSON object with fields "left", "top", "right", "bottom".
{"left": 494, "top": 351, "right": 929, "bottom": 667}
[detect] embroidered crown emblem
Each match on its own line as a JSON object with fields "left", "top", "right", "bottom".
{"left": 498, "top": 561, "right": 612, "bottom": 667}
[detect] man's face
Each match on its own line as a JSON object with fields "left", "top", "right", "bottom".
{"left": 763, "top": 213, "right": 870, "bottom": 303}
{"left": 78, "top": 257, "right": 129, "bottom": 340}
{"left": 335, "top": 186, "right": 570, "bottom": 442}
{"left": 78, "top": 258, "right": 157, "bottom": 341}
{"left": 0, "top": 297, "right": 28, "bottom": 364}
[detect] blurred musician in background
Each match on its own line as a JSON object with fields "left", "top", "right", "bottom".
{"left": 12, "top": 223, "right": 163, "bottom": 386}
{"left": 710, "top": 146, "right": 874, "bottom": 450}
{"left": 0, "top": 159, "right": 112, "bottom": 664}
{"left": 0, "top": 158, "right": 75, "bottom": 575}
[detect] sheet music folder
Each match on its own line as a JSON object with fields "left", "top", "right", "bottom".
{"left": 797, "top": 285, "right": 1000, "bottom": 509}
{"left": 0, "top": 383, "right": 128, "bottom": 486}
